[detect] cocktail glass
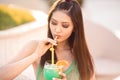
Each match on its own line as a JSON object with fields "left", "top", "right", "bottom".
{"left": 43, "top": 60, "right": 62, "bottom": 80}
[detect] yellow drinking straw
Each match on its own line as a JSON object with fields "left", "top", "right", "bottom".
{"left": 50, "top": 36, "right": 57, "bottom": 64}
{"left": 50, "top": 45, "right": 54, "bottom": 64}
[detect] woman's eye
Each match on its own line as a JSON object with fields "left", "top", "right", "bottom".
{"left": 62, "top": 25, "right": 69, "bottom": 28}
{"left": 51, "top": 21, "right": 57, "bottom": 25}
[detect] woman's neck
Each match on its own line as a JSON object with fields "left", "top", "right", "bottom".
{"left": 56, "top": 41, "right": 70, "bottom": 51}
{"left": 55, "top": 41, "right": 74, "bottom": 62}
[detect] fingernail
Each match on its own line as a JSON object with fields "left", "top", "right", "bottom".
{"left": 53, "top": 43, "right": 57, "bottom": 46}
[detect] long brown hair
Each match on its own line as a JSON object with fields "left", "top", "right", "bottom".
{"left": 40, "top": 0, "right": 94, "bottom": 80}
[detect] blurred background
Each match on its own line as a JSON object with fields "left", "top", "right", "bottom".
{"left": 0, "top": 0, "right": 120, "bottom": 80}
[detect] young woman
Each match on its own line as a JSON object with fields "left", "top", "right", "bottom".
{"left": 0, "top": 0, "right": 95, "bottom": 80}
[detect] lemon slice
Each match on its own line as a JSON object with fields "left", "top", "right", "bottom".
{"left": 56, "top": 60, "right": 69, "bottom": 67}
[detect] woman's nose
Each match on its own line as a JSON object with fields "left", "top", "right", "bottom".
{"left": 55, "top": 26, "right": 61, "bottom": 33}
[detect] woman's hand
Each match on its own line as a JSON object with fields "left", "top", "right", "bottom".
{"left": 33, "top": 38, "right": 57, "bottom": 58}
{"left": 53, "top": 72, "right": 67, "bottom": 80}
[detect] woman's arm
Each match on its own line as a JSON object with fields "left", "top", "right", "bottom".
{"left": 0, "top": 38, "right": 56, "bottom": 80}
{"left": 0, "top": 53, "right": 39, "bottom": 80}
{"left": 0, "top": 41, "right": 39, "bottom": 80}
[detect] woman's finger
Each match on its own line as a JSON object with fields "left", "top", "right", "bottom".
{"left": 59, "top": 72, "right": 67, "bottom": 80}
{"left": 59, "top": 72, "right": 66, "bottom": 79}
{"left": 52, "top": 72, "right": 67, "bottom": 80}
{"left": 46, "top": 38, "right": 57, "bottom": 45}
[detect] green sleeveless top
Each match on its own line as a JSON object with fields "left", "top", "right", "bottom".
{"left": 36, "top": 60, "right": 80, "bottom": 80}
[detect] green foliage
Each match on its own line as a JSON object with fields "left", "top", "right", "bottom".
{"left": 0, "top": 4, "right": 35, "bottom": 30}
{"left": 0, "top": 10, "right": 17, "bottom": 30}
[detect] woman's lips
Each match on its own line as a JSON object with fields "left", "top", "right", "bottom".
{"left": 54, "top": 35, "right": 60, "bottom": 39}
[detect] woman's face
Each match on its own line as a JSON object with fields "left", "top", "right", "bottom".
{"left": 50, "top": 10, "right": 74, "bottom": 43}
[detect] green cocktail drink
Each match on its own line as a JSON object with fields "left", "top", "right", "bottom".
{"left": 43, "top": 61, "right": 62, "bottom": 80}
{"left": 44, "top": 36, "right": 63, "bottom": 80}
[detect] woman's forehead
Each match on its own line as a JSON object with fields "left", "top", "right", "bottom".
{"left": 51, "top": 11, "right": 72, "bottom": 23}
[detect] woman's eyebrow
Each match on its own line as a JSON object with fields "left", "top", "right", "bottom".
{"left": 62, "top": 22, "right": 69, "bottom": 24}
{"left": 51, "top": 18, "right": 69, "bottom": 23}
{"left": 51, "top": 18, "right": 57, "bottom": 22}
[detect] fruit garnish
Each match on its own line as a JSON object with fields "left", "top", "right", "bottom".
{"left": 56, "top": 60, "right": 69, "bottom": 67}
{"left": 56, "top": 60, "right": 69, "bottom": 72}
